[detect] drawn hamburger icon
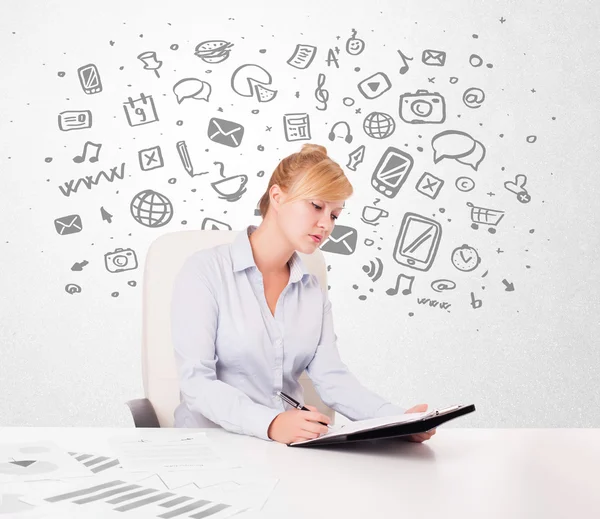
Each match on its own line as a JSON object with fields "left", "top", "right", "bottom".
{"left": 230, "top": 64, "right": 278, "bottom": 103}
{"left": 194, "top": 40, "right": 234, "bottom": 63}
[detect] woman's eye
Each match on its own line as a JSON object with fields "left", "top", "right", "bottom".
{"left": 332, "top": 215, "right": 338, "bottom": 220}
{"left": 312, "top": 202, "right": 322, "bottom": 210}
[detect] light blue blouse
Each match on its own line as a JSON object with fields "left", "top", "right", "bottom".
{"left": 171, "top": 224, "right": 405, "bottom": 441}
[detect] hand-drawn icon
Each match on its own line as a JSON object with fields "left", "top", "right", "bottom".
{"left": 231, "top": 64, "right": 277, "bottom": 102}
{"left": 207, "top": 117, "right": 244, "bottom": 147}
{"left": 358, "top": 72, "right": 392, "bottom": 99}
{"left": 470, "top": 291, "right": 483, "bottom": 309}
{"left": 451, "top": 244, "right": 481, "bottom": 272}
{"left": 174, "top": 141, "right": 196, "bottom": 176}
{"left": 361, "top": 205, "right": 389, "bottom": 226}
{"left": 138, "top": 145, "right": 163, "bottom": 171}
{"left": 137, "top": 51, "right": 163, "bottom": 78}
{"left": 105, "top": 248, "right": 138, "bottom": 273}
{"left": 399, "top": 90, "right": 446, "bottom": 124}
{"left": 58, "top": 163, "right": 125, "bottom": 197}
{"left": 422, "top": 49, "right": 446, "bottom": 66}
{"left": 283, "top": 113, "right": 311, "bottom": 141}
{"left": 469, "top": 54, "right": 483, "bottom": 67}
{"left": 314, "top": 73, "right": 329, "bottom": 111}
{"left": 363, "top": 257, "right": 383, "bottom": 281}
{"left": 346, "top": 29, "right": 365, "bottom": 55}
{"left": 210, "top": 161, "right": 248, "bottom": 202}
{"left": 463, "top": 87, "right": 485, "bottom": 109}
{"left": 287, "top": 44, "right": 317, "bottom": 69}
{"left": 347, "top": 145, "right": 365, "bottom": 171}
{"left": 77, "top": 64, "right": 102, "bottom": 94}
{"left": 432, "top": 130, "right": 486, "bottom": 171}
{"left": 431, "top": 279, "right": 456, "bottom": 292}
{"left": 65, "top": 283, "right": 82, "bottom": 294}
{"left": 416, "top": 172, "right": 444, "bottom": 199}
{"left": 320, "top": 225, "right": 357, "bottom": 255}
{"left": 456, "top": 176, "right": 475, "bottom": 192}
{"left": 100, "top": 206, "right": 112, "bottom": 223}
{"left": 387, "top": 273, "right": 415, "bottom": 295}
{"left": 504, "top": 174, "right": 531, "bottom": 203}
{"left": 54, "top": 214, "right": 83, "bottom": 235}
{"left": 371, "top": 147, "right": 414, "bottom": 198}
{"left": 329, "top": 121, "right": 353, "bottom": 143}
{"left": 194, "top": 40, "right": 234, "bottom": 63}
{"left": 58, "top": 110, "right": 92, "bottom": 131}
{"left": 417, "top": 297, "right": 452, "bottom": 310}
{"left": 502, "top": 279, "right": 515, "bottom": 292}
{"left": 397, "top": 49, "right": 413, "bottom": 74}
{"left": 173, "top": 78, "right": 211, "bottom": 103}
{"left": 326, "top": 48, "right": 340, "bottom": 68}
{"left": 363, "top": 112, "right": 396, "bottom": 139}
{"left": 201, "top": 217, "right": 231, "bottom": 230}
{"left": 123, "top": 94, "right": 159, "bottom": 127}
{"left": 393, "top": 213, "right": 442, "bottom": 272}
{"left": 466, "top": 201, "right": 505, "bottom": 233}
{"left": 73, "top": 141, "right": 102, "bottom": 164}
{"left": 71, "top": 260, "right": 89, "bottom": 271}
{"left": 130, "top": 189, "right": 173, "bottom": 228}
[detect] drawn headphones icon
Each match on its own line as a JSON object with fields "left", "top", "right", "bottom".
{"left": 328, "top": 121, "right": 353, "bottom": 144}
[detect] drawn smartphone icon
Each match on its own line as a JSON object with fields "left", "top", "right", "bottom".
{"left": 371, "top": 147, "right": 414, "bottom": 199}
{"left": 393, "top": 212, "right": 442, "bottom": 271}
{"left": 77, "top": 63, "right": 102, "bottom": 94}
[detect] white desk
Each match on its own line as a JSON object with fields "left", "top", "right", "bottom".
{"left": 1, "top": 427, "right": 599, "bottom": 518}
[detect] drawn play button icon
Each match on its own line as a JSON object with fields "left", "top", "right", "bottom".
{"left": 358, "top": 72, "right": 392, "bottom": 99}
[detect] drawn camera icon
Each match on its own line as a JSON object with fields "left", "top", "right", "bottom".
{"left": 399, "top": 90, "right": 446, "bottom": 124}
{"left": 104, "top": 248, "right": 138, "bottom": 273}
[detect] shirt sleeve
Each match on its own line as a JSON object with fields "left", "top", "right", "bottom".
{"left": 306, "top": 287, "right": 406, "bottom": 421}
{"left": 171, "top": 255, "right": 281, "bottom": 441}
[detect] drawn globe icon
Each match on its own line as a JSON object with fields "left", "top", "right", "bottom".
{"left": 130, "top": 189, "right": 173, "bottom": 228}
{"left": 363, "top": 111, "right": 396, "bottom": 139}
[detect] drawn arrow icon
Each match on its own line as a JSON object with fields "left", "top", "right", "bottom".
{"left": 502, "top": 279, "right": 515, "bottom": 292}
{"left": 100, "top": 206, "right": 113, "bottom": 223}
{"left": 71, "top": 260, "right": 89, "bottom": 272}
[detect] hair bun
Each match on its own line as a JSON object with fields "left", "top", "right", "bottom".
{"left": 300, "top": 143, "right": 328, "bottom": 155}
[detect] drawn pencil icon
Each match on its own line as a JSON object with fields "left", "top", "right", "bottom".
{"left": 176, "top": 140, "right": 193, "bottom": 177}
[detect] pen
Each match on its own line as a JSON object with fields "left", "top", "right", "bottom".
{"left": 276, "top": 391, "right": 332, "bottom": 428}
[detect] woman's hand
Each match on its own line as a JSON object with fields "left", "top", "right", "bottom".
{"left": 399, "top": 403, "right": 437, "bottom": 443}
{"left": 267, "top": 404, "right": 331, "bottom": 445}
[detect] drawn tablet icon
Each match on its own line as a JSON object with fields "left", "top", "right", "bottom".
{"left": 393, "top": 212, "right": 442, "bottom": 272}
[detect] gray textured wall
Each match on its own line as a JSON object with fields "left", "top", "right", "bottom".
{"left": 1, "top": 0, "right": 598, "bottom": 428}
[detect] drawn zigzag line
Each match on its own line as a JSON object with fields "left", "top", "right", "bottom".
{"left": 58, "top": 163, "right": 126, "bottom": 197}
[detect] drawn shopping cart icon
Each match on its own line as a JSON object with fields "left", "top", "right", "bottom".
{"left": 467, "top": 202, "right": 505, "bottom": 234}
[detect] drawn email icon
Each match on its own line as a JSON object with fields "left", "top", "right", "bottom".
{"left": 54, "top": 214, "right": 83, "bottom": 236}
{"left": 207, "top": 118, "right": 244, "bottom": 148}
{"left": 422, "top": 49, "right": 446, "bottom": 67}
{"left": 320, "top": 225, "right": 358, "bottom": 255}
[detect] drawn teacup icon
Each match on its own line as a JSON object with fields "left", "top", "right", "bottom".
{"left": 361, "top": 205, "right": 389, "bottom": 225}
{"left": 210, "top": 161, "right": 248, "bottom": 202}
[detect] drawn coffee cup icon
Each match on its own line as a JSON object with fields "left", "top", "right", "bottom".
{"left": 361, "top": 205, "right": 389, "bottom": 226}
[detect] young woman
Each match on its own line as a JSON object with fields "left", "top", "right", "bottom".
{"left": 171, "top": 143, "right": 436, "bottom": 445}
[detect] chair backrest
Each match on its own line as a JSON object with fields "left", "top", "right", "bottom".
{"left": 142, "top": 229, "right": 335, "bottom": 427}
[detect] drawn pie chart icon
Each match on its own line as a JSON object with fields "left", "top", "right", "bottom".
{"left": 231, "top": 64, "right": 277, "bottom": 102}
{"left": 0, "top": 459, "right": 59, "bottom": 475}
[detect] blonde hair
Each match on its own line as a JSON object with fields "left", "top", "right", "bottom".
{"left": 257, "top": 143, "right": 353, "bottom": 218}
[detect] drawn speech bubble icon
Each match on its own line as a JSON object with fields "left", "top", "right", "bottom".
{"left": 432, "top": 130, "right": 476, "bottom": 163}
{"left": 173, "top": 78, "right": 212, "bottom": 104}
{"left": 456, "top": 140, "right": 486, "bottom": 171}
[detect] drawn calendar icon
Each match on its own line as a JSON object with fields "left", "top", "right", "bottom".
{"left": 123, "top": 93, "right": 159, "bottom": 127}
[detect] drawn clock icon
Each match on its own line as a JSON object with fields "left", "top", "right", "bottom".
{"left": 451, "top": 244, "right": 481, "bottom": 272}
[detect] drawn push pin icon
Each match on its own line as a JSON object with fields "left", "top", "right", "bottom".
{"left": 137, "top": 51, "right": 163, "bottom": 78}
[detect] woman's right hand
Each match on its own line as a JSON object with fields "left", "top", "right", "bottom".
{"left": 267, "top": 405, "right": 331, "bottom": 444}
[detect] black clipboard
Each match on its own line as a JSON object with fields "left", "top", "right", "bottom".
{"left": 288, "top": 404, "right": 476, "bottom": 448}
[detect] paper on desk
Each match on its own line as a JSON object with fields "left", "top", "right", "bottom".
{"left": 107, "top": 432, "right": 239, "bottom": 472}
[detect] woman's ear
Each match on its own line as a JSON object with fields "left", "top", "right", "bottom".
{"left": 269, "top": 185, "right": 284, "bottom": 211}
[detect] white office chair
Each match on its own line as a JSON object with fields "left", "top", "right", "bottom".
{"left": 126, "top": 229, "right": 336, "bottom": 428}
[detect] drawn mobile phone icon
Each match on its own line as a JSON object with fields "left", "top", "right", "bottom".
{"left": 371, "top": 147, "right": 414, "bottom": 199}
{"left": 393, "top": 212, "right": 442, "bottom": 272}
{"left": 77, "top": 63, "right": 102, "bottom": 95}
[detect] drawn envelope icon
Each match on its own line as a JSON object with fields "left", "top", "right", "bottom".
{"left": 207, "top": 117, "right": 245, "bottom": 148}
{"left": 422, "top": 49, "right": 446, "bottom": 67}
{"left": 320, "top": 225, "right": 358, "bottom": 255}
{"left": 54, "top": 214, "right": 83, "bottom": 236}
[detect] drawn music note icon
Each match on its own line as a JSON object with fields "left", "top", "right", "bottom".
{"left": 386, "top": 273, "right": 415, "bottom": 296}
{"left": 73, "top": 141, "right": 102, "bottom": 164}
{"left": 397, "top": 49, "right": 414, "bottom": 75}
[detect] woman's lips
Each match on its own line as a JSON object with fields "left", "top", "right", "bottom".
{"left": 310, "top": 235, "right": 322, "bottom": 243}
